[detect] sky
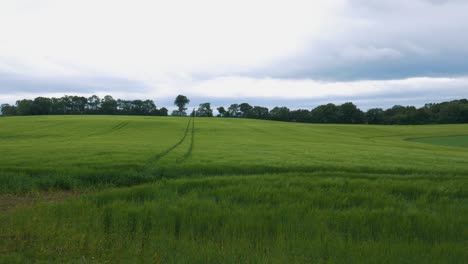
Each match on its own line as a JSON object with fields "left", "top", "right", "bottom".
{"left": 1, "top": 0, "right": 468, "bottom": 110}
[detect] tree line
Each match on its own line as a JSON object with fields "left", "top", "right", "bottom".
{"left": 2, "top": 94, "right": 468, "bottom": 125}
{"left": 189, "top": 98, "right": 468, "bottom": 125}
{"left": 0, "top": 95, "right": 168, "bottom": 116}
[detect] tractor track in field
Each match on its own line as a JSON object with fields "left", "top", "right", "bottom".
{"left": 144, "top": 117, "right": 194, "bottom": 169}
{"left": 88, "top": 121, "right": 130, "bottom": 137}
{"left": 177, "top": 117, "right": 195, "bottom": 163}
{"left": 2, "top": 118, "right": 195, "bottom": 211}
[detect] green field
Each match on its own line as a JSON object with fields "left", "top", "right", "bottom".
{"left": 1, "top": 116, "right": 467, "bottom": 263}
{"left": 409, "top": 135, "right": 468, "bottom": 148}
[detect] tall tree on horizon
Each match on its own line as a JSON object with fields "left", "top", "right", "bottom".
{"left": 174, "top": 95, "right": 190, "bottom": 113}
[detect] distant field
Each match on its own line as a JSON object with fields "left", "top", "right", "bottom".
{"left": 409, "top": 134, "right": 468, "bottom": 148}
{"left": 1, "top": 116, "right": 468, "bottom": 193}
{"left": 0, "top": 116, "right": 467, "bottom": 263}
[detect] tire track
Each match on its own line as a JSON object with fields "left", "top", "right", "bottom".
{"left": 88, "top": 121, "right": 130, "bottom": 137}
{"left": 177, "top": 117, "right": 195, "bottom": 163}
{"left": 144, "top": 117, "right": 193, "bottom": 169}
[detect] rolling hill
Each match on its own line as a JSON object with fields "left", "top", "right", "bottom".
{"left": 0, "top": 116, "right": 467, "bottom": 263}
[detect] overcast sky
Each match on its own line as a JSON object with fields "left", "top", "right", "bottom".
{"left": 1, "top": 0, "right": 468, "bottom": 109}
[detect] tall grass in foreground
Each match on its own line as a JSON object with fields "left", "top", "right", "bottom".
{"left": 2, "top": 173, "right": 467, "bottom": 263}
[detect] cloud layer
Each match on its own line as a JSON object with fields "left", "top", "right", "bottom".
{"left": 250, "top": 0, "right": 468, "bottom": 80}
{"left": 0, "top": 0, "right": 467, "bottom": 108}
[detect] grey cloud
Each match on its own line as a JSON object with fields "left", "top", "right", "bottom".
{"left": 246, "top": 0, "right": 468, "bottom": 81}
{"left": 0, "top": 72, "right": 150, "bottom": 95}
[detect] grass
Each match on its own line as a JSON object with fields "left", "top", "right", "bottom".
{"left": 2, "top": 174, "right": 466, "bottom": 263}
{"left": 0, "top": 116, "right": 188, "bottom": 192}
{"left": 0, "top": 116, "right": 467, "bottom": 262}
{"left": 1, "top": 116, "right": 468, "bottom": 193}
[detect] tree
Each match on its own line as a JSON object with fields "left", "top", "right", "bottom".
{"left": 290, "top": 109, "right": 311, "bottom": 123}
{"left": 414, "top": 108, "right": 432, "bottom": 124}
{"left": 87, "top": 95, "right": 101, "bottom": 112}
{"left": 197, "top": 103, "right": 213, "bottom": 117}
{"left": 1, "top": 104, "right": 17, "bottom": 116}
{"left": 70, "top": 96, "right": 87, "bottom": 114}
{"left": 310, "top": 103, "right": 339, "bottom": 123}
{"left": 31, "top": 97, "right": 52, "bottom": 115}
{"left": 337, "top": 102, "right": 365, "bottom": 124}
{"left": 50, "top": 97, "right": 65, "bottom": 114}
{"left": 227, "top": 104, "right": 241, "bottom": 117}
{"left": 460, "top": 104, "right": 468, "bottom": 123}
{"left": 117, "top": 99, "right": 131, "bottom": 114}
{"left": 15, "top": 99, "right": 34, "bottom": 116}
{"left": 101, "top": 95, "right": 117, "bottom": 114}
{"left": 366, "top": 108, "right": 385, "bottom": 124}
{"left": 270, "top": 106, "right": 290, "bottom": 121}
{"left": 61, "top": 96, "right": 73, "bottom": 114}
{"left": 384, "top": 105, "right": 410, "bottom": 125}
{"left": 251, "top": 106, "right": 269, "bottom": 119}
{"left": 130, "top": 100, "right": 145, "bottom": 115}
{"left": 158, "top": 107, "right": 169, "bottom": 116}
{"left": 171, "top": 110, "right": 187, "bottom": 116}
{"left": 217, "top": 106, "right": 227, "bottom": 117}
{"left": 174, "top": 95, "right": 190, "bottom": 114}
{"left": 239, "top": 103, "right": 253, "bottom": 118}
{"left": 4, "top": 95, "right": 468, "bottom": 125}
{"left": 142, "top": 100, "right": 157, "bottom": 115}
{"left": 438, "top": 103, "right": 461, "bottom": 124}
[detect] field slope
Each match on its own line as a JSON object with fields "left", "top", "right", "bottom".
{"left": 1, "top": 116, "right": 467, "bottom": 263}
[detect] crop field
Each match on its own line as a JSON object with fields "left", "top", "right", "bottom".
{"left": 409, "top": 135, "right": 468, "bottom": 148}
{"left": 1, "top": 116, "right": 467, "bottom": 263}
